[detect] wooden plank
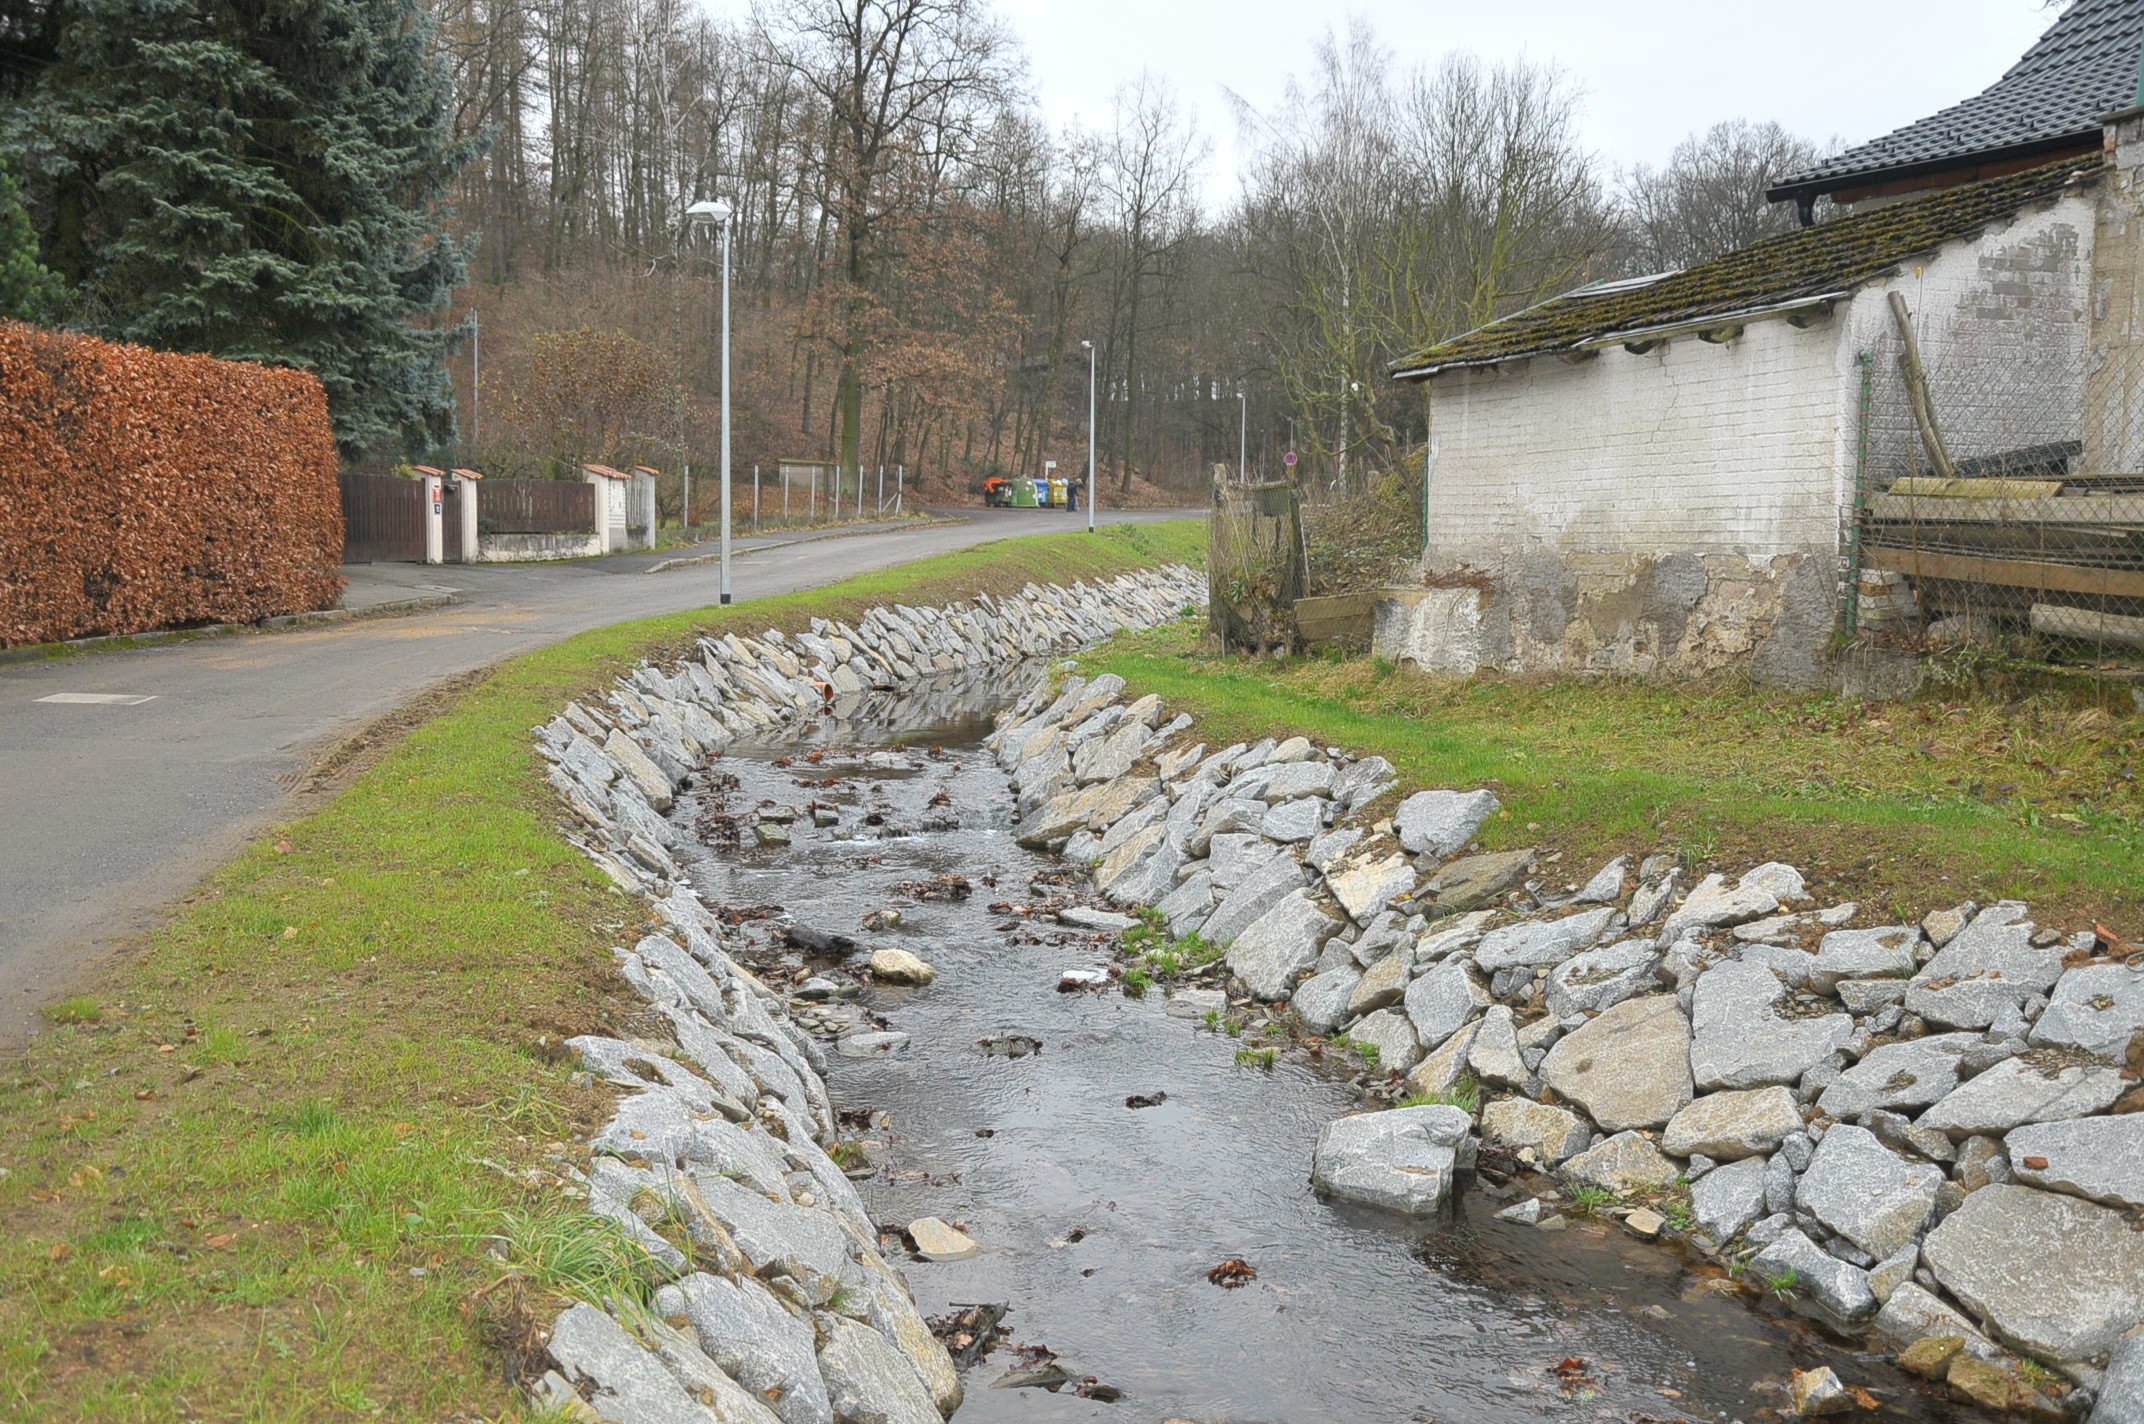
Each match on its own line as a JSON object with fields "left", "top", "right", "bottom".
{"left": 1869, "top": 493, "right": 2144, "bottom": 525}
{"left": 1293, "top": 591, "right": 1381, "bottom": 643}
{"left": 1887, "top": 476, "right": 2063, "bottom": 499}
{"left": 1861, "top": 546, "right": 2144, "bottom": 600}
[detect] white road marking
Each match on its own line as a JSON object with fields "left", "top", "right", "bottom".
{"left": 35, "top": 693, "right": 158, "bottom": 706}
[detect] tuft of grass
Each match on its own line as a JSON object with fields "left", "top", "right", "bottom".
{"left": 1083, "top": 621, "right": 2144, "bottom": 926}
{"left": 1397, "top": 1074, "right": 1480, "bottom": 1114}
{"left": 1566, "top": 1184, "right": 1618, "bottom": 1217}
{"left": 1763, "top": 1265, "right": 1799, "bottom": 1302}
{"left": 1122, "top": 966, "right": 1152, "bottom": 997}
{"left": 0, "top": 519, "right": 1205, "bottom": 1421}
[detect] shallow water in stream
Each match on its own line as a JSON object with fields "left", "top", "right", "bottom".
{"left": 670, "top": 668, "right": 1984, "bottom": 1424}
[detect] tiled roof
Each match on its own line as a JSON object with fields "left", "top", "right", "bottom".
{"left": 1390, "top": 155, "right": 2100, "bottom": 380}
{"left": 1769, "top": 0, "right": 2143, "bottom": 203}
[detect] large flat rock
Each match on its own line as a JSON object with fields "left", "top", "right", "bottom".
{"left": 1474, "top": 907, "right": 1617, "bottom": 974}
{"left": 2033, "top": 963, "right": 2144, "bottom": 1058}
{"left": 1202, "top": 853, "right": 1310, "bottom": 947}
{"left": 1905, "top": 902, "right": 2066, "bottom": 1031}
{"left": 1817, "top": 1033, "right": 1981, "bottom": 1119}
{"left": 1689, "top": 1155, "right": 1768, "bottom": 1240}
{"left": 1808, "top": 926, "right": 1920, "bottom": 995}
{"left": 1348, "top": 1007, "right": 1423, "bottom": 1075}
{"left": 1922, "top": 1185, "right": 2144, "bottom": 1363}
{"left": 817, "top": 1315, "right": 942, "bottom": 1424}
{"left": 1394, "top": 789, "right": 1499, "bottom": 857}
{"left": 2008, "top": 1115, "right": 2144, "bottom": 1210}
{"left": 1481, "top": 1097, "right": 1593, "bottom": 1167}
{"left": 1660, "top": 862, "right": 1805, "bottom": 943}
{"left": 1293, "top": 964, "right": 1363, "bottom": 1034}
{"left": 1689, "top": 959, "right": 1852, "bottom": 1091}
{"left": 1403, "top": 959, "right": 1493, "bottom": 1052}
{"left": 1546, "top": 939, "right": 1660, "bottom": 1020}
{"left": 1794, "top": 1123, "right": 1942, "bottom": 1261}
{"left": 1748, "top": 1228, "right": 1877, "bottom": 1322}
{"left": 663, "top": 1273, "right": 833, "bottom": 1424}
{"left": 1562, "top": 1129, "right": 1680, "bottom": 1192}
{"left": 1662, "top": 1086, "right": 1804, "bottom": 1161}
{"left": 1347, "top": 949, "right": 1411, "bottom": 1018}
{"left": 1224, "top": 889, "right": 1341, "bottom": 1001}
{"left": 1311, "top": 1105, "right": 1474, "bottom": 1214}
{"left": 1424, "top": 848, "right": 1535, "bottom": 915}
{"left": 1539, "top": 994, "right": 1693, "bottom": 1131}
{"left": 1327, "top": 852, "right": 1418, "bottom": 925}
{"left": 1916, "top": 1054, "right": 2126, "bottom": 1137}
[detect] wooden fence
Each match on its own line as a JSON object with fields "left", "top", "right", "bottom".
{"left": 478, "top": 478, "right": 596, "bottom": 535}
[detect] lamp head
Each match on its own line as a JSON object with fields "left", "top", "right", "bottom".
{"left": 687, "top": 199, "right": 732, "bottom": 225}
{"left": 1079, "top": 339, "right": 1092, "bottom": 350}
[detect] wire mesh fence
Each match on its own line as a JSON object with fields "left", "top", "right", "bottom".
{"left": 1852, "top": 321, "right": 2144, "bottom": 673}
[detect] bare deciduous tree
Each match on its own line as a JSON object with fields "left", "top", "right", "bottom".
{"left": 1620, "top": 119, "right": 1830, "bottom": 272}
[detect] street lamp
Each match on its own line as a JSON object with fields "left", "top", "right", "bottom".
{"left": 1080, "top": 340, "right": 1096, "bottom": 534}
{"left": 1238, "top": 388, "right": 1248, "bottom": 484}
{"left": 687, "top": 197, "right": 733, "bottom": 604}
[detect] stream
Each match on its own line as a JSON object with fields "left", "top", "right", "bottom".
{"left": 670, "top": 667, "right": 1980, "bottom": 1424}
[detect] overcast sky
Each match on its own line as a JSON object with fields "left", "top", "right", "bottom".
{"left": 986, "top": 0, "right": 2057, "bottom": 198}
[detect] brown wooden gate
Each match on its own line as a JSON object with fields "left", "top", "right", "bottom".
{"left": 339, "top": 472, "right": 427, "bottom": 563}
{"left": 440, "top": 481, "right": 464, "bottom": 563}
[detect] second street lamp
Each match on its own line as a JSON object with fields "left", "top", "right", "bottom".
{"left": 1080, "top": 339, "right": 1096, "bottom": 534}
{"left": 687, "top": 197, "right": 734, "bottom": 604}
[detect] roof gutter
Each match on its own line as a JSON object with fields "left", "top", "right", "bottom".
{"left": 1391, "top": 291, "right": 1851, "bottom": 384}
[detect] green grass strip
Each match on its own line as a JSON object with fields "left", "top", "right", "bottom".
{"left": 1087, "top": 626, "right": 2144, "bottom": 928}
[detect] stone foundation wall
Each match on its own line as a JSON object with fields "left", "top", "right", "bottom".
{"left": 1375, "top": 550, "right": 1836, "bottom": 687}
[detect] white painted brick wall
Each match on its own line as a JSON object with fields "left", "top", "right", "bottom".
{"left": 1421, "top": 192, "right": 2095, "bottom": 571}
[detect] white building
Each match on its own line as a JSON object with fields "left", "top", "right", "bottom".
{"left": 1385, "top": 0, "right": 2144, "bottom": 686}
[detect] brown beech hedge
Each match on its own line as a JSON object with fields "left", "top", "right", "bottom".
{"left": 0, "top": 324, "right": 344, "bottom": 647}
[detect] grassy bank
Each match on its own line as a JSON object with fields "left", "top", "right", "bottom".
{"left": 0, "top": 520, "right": 1202, "bottom": 1423}
{"left": 1087, "top": 625, "right": 2143, "bottom": 932}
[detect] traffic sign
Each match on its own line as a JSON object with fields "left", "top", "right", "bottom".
{"left": 1283, "top": 451, "right": 1298, "bottom": 467}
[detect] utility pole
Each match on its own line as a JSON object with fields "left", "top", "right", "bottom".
{"left": 686, "top": 198, "right": 734, "bottom": 603}
{"left": 1238, "top": 388, "right": 1248, "bottom": 484}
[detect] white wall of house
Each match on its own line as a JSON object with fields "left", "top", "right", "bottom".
{"left": 1396, "top": 188, "right": 2096, "bottom": 686}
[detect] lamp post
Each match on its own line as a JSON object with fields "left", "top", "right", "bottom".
{"left": 1238, "top": 387, "right": 1247, "bottom": 484}
{"left": 1080, "top": 339, "right": 1096, "bottom": 533}
{"left": 687, "top": 197, "right": 734, "bottom": 604}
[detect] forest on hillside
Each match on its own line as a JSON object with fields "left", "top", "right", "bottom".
{"left": 0, "top": 0, "right": 1825, "bottom": 508}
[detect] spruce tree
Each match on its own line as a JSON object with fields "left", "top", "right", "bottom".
{"left": 0, "top": 160, "right": 61, "bottom": 322}
{"left": 1, "top": 0, "right": 474, "bottom": 459}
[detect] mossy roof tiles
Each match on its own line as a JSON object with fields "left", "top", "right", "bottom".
{"left": 1769, "top": 0, "right": 2143, "bottom": 204}
{"left": 1389, "top": 154, "right": 2101, "bottom": 381}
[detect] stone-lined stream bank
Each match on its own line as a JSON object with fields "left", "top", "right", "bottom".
{"left": 526, "top": 565, "right": 2142, "bottom": 1424}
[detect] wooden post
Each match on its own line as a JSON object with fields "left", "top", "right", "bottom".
{"left": 1888, "top": 292, "right": 1956, "bottom": 479}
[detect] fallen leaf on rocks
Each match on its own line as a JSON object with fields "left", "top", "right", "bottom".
{"left": 47, "top": 1242, "right": 71, "bottom": 1260}
{"left": 1206, "top": 1258, "right": 1257, "bottom": 1288}
{"left": 203, "top": 1233, "right": 235, "bottom": 1249}
{"left": 2022, "top": 1155, "right": 2050, "bottom": 1169}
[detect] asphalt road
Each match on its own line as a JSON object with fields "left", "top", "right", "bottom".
{"left": 0, "top": 507, "right": 1193, "bottom": 1045}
